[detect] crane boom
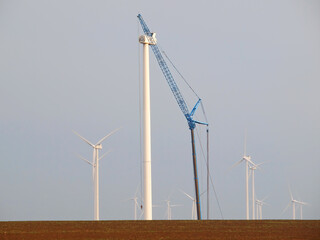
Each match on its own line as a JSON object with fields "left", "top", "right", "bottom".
{"left": 137, "top": 14, "right": 208, "bottom": 220}
{"left": 137, "top": 14, "right": 200, "bottom": 130}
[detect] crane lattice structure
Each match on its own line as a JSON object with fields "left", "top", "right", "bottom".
{"left": 137, "top": 14, "right": 208, "bottom": 220}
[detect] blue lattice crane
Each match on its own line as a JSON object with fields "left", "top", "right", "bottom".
{"left": 137, "top": 14, "right": 208, "bottom": 220}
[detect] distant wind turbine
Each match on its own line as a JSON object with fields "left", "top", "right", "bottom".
{"left": 249, "top": 161, "right": 264, "bottom": 220}
{"left": 297, "top": 200, "right": 307, "bottom": 220}
{"left": 255, "top": 197, "right": 268, "bottom": 220}
{"left": 129, "top": 196, "right": 139, "bottom": 220}
{"left": 282, "top": 188, "right": 307, "bottom": 220}
{"left": 164, "top": 200, "right": 182, "bottom": 220}
{"left": 128, "top": 186, "right": 141, "bottom": 220}
{"left": 73, "top": 128, "right": 119, "bottom": 220}
{"left": 232, "top": 135, "right": 254, "bottom": 220}
{"left": 180, "top": 190, "right": 196, "bottom": 220}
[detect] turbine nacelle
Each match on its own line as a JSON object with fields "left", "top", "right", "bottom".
{"left": 243, "top": 155, "right": 255, "bottom": 166}
{"left": 139, "top": 33, "right": 157, "bottom": 45}
{"left": 256, "top": 199, "right": 268, "bottom": 206}
{"left": 249, "top": 161, "right": 264, "bottom": 171}
{"left": 95, "top": 144, "right": 102, "bottom": 150}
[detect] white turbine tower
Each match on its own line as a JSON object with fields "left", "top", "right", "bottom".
{"left": 139, "top": 30, "right": 156, "bottom": 221}
{"left": 180, "top": 190, "right": 196, "bottom": 220}
{"left": 74, "top": 128, "right": 119, "bottom": 220}
{"left": 232, "top": 137, "right": 254, "bottom": 220}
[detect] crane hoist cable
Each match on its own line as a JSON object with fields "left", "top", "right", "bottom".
{"left": 195, "top": 126, "right": 224, "bottom": 219}
{"left": 161, "top": 49, "right": 200, "bottom": 100}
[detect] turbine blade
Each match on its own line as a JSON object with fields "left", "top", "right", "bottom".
{"left": 139, "top": 210, "right": 144, "bottom": 220}
{"left": 171, "top": 204, "right": 183, "bottom": 207}
{"left": 98, "top": 149, "right": 112, "bottom": 161}
{"left": 262, "top": 201, "right": 270, "bottom": 206}
{"left": 76, "top": 153, "right": 93, "bottom": 166}
{"left": 92, "top": 149, "right": 96, "bottom": 182}
{"left": 244, "top": 129, "right": 247, "bottom": 156}
{"left": 246, "top": 157, "right": 256, "bottom": 167}
{"left": 200, "top": 190, "right": 206, "bottom": 197}
{"left": 96, "top": 127, "right": 121, "bottom": 145}
{"left": 134, "top": 184, "right": 139, "bottom": 197}
{"left": 231, "top": 159, "right": 243, "bottom": 169}
{"left": 247, "top": 157, "right": 257, "bottom": 166}
{"left": 256, "top": 162, "right": 265, "bottom": 169}
{"left": 281, "top": 202, "right": 291, "bottom": 216}
{"left": 73, "top": 131, "right": 95, "bottom": 148}
{"left": 152, "top": 204, "right": 162, "bottom": 208}
{"left": 261, "top": 195, "right": 269, "bottom": 202}
{"left": 296, "top": 200, "right": 308, "bottom": 205}
{"left": 289, "top": 185, "right": 294, "bottom": 201}
{"left": 179, "top": 189, "right": 194, "bottom": 200}
{"left": 257, "top": 197, "right": 270, "bottom": 206}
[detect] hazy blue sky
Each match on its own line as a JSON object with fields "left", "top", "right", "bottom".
{"left": 0, "top": 0, "right": 319, "bottom": 220}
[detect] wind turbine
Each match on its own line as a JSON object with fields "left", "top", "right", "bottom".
{"left": 232, "top": 135, "right": 255, "bottom": 220}
{"left": 255, "top": 199, "right": 267, "bottom": 219}
{"left": 164, "top": 200, "right": 182, "bottom": 220}
{"left": 180, "top": 190, "right": 196, "bottom": 220}
{"left": 249, "top": 161, "right": 264, "bottom": 220}
{"left": 283, "top": 188, "right": 307, "bottom": 220}
{"left": 296, "top": 200, "right": 307, "bottom": 220}
{"left": 129, "top": 196, "right": 139, "bottom": 220}
{"left": 73, "top": 128, "right": 119, "bottom": 220}
{"left": 128, "top": 186, "right": 141, "bottom": 220}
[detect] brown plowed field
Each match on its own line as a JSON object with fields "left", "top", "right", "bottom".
{"left": 0, "top": 220, "right": 319, "bottom": 240}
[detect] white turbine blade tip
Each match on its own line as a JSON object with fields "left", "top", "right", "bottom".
{"left": 179, "top": 189, "right": 194, "bottom": 200}
{"left": 281, "top": 202, "right": 291, "bottom": 216}
{"left": 231, "top": 159, "right": 243, "bottom": 169}
{"left": 97, "top": 127, "right": 121, "bottom": 145}
{"left": 288, "top": 185, "right": 294, "bottom": 200}
{"left": 256, "top": 162, "right": 265, "bottom": 169}
{"left": 297, "top": 200, "right": 308, "bottom": 205}
{"left": 73, "top": 130, "right": 95, "bottom": 147}
{"left": 76, "top": 153, "right": 93, "bottom": 166}
{"left": 247, "top": 158, "right": 256, "bottom": 167}
{"left": 98, "top": 149, "right": 112, "bottom": 161}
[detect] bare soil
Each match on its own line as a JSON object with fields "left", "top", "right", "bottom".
{"left": 0, "top": 220, "right": 319, "bottom": 240}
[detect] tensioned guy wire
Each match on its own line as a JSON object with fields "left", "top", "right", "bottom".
{"left": 161, "top": 47, "right": 200, "bottom": 100}
{"left": 195, "top": 127, "right": 224, "bottom": 219}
